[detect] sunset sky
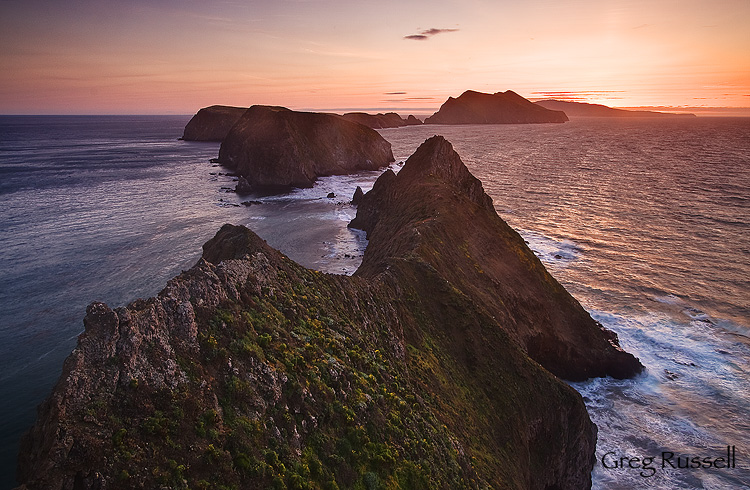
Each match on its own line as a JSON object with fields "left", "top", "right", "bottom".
{"left": 1, "top": 0, "right": 749, "bottom": 115}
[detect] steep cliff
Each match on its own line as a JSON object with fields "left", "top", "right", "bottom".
{"left": 425, "top": 90, "right": 568, "bottom": 124}
{"left": 218, "top": 106, "right": 394, "bottom": 190}
{"left": 182, "top": 105, "right": 247, "bottom": 141}
{"left": 17, "top": 137, "right": 642, "bottom": 489}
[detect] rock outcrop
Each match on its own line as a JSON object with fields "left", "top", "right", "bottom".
{"left": 17, "top": 137, "right": 642, "bottom": 490}
{"left": 534, "top": 99, "right": 697, "bottom": 118}
{"left": 181, "top": 105, "right": 247, "bottom": 141}
{"left": 404, "top": 115, "right": 423, "bottom": 126}
{"left": 425, "top": 90, "right": 569, "bottom": 124}
{"left": 351, "top": 186, "right": 365, "bottom": 205}
{"left": 217, "top": 106, "right": 394, "bottom": 191}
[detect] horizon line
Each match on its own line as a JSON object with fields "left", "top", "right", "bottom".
{"left": 2, "top": 104, "right": 750, "bottom": 118}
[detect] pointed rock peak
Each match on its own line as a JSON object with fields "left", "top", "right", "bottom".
{"left": 399, "top": 135, "right": 460, "bottom": 176}
{"left": 202, "top": 224, "right": 274, "bottom": 264}
{"left": 398, "top": 136, "right": 493, "bottom": 209}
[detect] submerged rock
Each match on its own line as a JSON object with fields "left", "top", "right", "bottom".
{"left": 18, "top": 137, "right": 641, "bottom": 489}
{"left": 217, "top": 106, "right": 394, "bottom": 191}
{"left": 425, "top": 90, "right": 569, "bottom": 124}
{"left": 181, "top": 105, "right": 247, "bottom": 141}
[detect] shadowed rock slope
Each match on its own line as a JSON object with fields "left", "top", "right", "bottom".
{"left": 425, "top": 90, "right": 568, "bottom": 124}
{"left": 17, "top": 137, "right": 640, "bottom": 490}
{"left": 182, "top": 105, "right": 247, "bottom": 141}
{"left": 217, "top": 106, "right": 394, "bottom": 190}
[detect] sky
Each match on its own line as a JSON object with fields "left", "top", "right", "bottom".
{"left": 1, "top": 0, "right": 749, "bottom": 115}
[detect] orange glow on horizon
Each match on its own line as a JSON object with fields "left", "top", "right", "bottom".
{"left": 1, "top": 0, "right": 748, "bottom": 115}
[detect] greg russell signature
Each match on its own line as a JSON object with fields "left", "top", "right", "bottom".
{"left": 599, "top": 446, "right": 737, "bottom": 478}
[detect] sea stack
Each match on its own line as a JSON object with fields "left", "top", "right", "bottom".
{"left": 18, "top": 136, "right": 641, "bottom": 489}
{"left": 217, "top": 105, "right": 394, "bottom": 191}
{"left": 425, "top": 90, "right": 569, "bottom": 124}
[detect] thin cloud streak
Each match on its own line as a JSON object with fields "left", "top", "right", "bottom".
{"left": 404, "top": 28, "right": 459, "bottom": 41}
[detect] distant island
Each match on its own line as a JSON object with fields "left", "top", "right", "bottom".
{"left": 341, "top": 112, "right": 422, "bottom": 129}
{"left": 425, "top": 90, "right": 569, "bottom": 124}
{"left": 534, "top": 99, "right": 697, "bottom": 118}
{"left": 182, "top": 107, "right": 422, "bottom": 143}
{"left": 216, "top": 105, "right": 394, "bottom": 191}
{"left": 18, "top": 135, "right": 641, "bottom": 489}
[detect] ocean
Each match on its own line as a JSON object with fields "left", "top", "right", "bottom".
{"left": 1, "top": 115, "right": 748, "bottom": 488}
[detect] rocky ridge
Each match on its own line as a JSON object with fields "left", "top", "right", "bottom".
{"left": 17, "top": 137, "right": 641, "bottom": 489}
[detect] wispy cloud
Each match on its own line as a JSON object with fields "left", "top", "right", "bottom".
{"left": 404, "top": 28, "right": 459, "bottom": 41}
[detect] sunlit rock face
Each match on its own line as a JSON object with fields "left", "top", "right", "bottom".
{"left": 425, "top": 90, "right": 569, "bottom": 124}
{"left": 217, "top": 105, "right": 394, "bottom": 191}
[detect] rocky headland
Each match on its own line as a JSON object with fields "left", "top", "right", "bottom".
{"left": 534, "top": 99, "right": 697, "bottom": 118}
{"left": 182, "top": 105, "right": 248, "bottom": 141}
{"left": 18, "top": 136, "right": 641, "bottom": 489}
{"left": 425, "top": 90, "right": 569, "bottom": 124}
{"left": 217, "top": 105, "right": 394, "bottom": 191}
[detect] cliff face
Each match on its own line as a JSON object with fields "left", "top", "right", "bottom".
{"left": 14, "top": 137, "right": 642, "bottom": 490}
{"left": 425, "top": 90, "right": 569, "bottom": 124}
{"left": 218, "top": 106, "right": 395, "bottom": 190}
{"left": 182, "top": 105, "right": 248, "bottom": 141}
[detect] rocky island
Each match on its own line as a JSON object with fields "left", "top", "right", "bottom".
{"left": 425, "top": 90, "right": 569, "bottom": 124}
{"left": 217, "top": 106, "right": 395, "bottom": 191}
{"left": 341, "top": 112, "right": 422, "bottom": 129}
{"left": 182, "top": 106, "right": 423, "bottom": 143}
{"left": 534, "top": 99, "right": 697, "bottom": 118}
{"left": 18, "top": 136, "right": 641, "bottom": 489}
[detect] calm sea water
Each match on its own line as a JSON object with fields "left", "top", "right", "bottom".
{"left": 1, "top": 116, "right": 748, "bottom": 489}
